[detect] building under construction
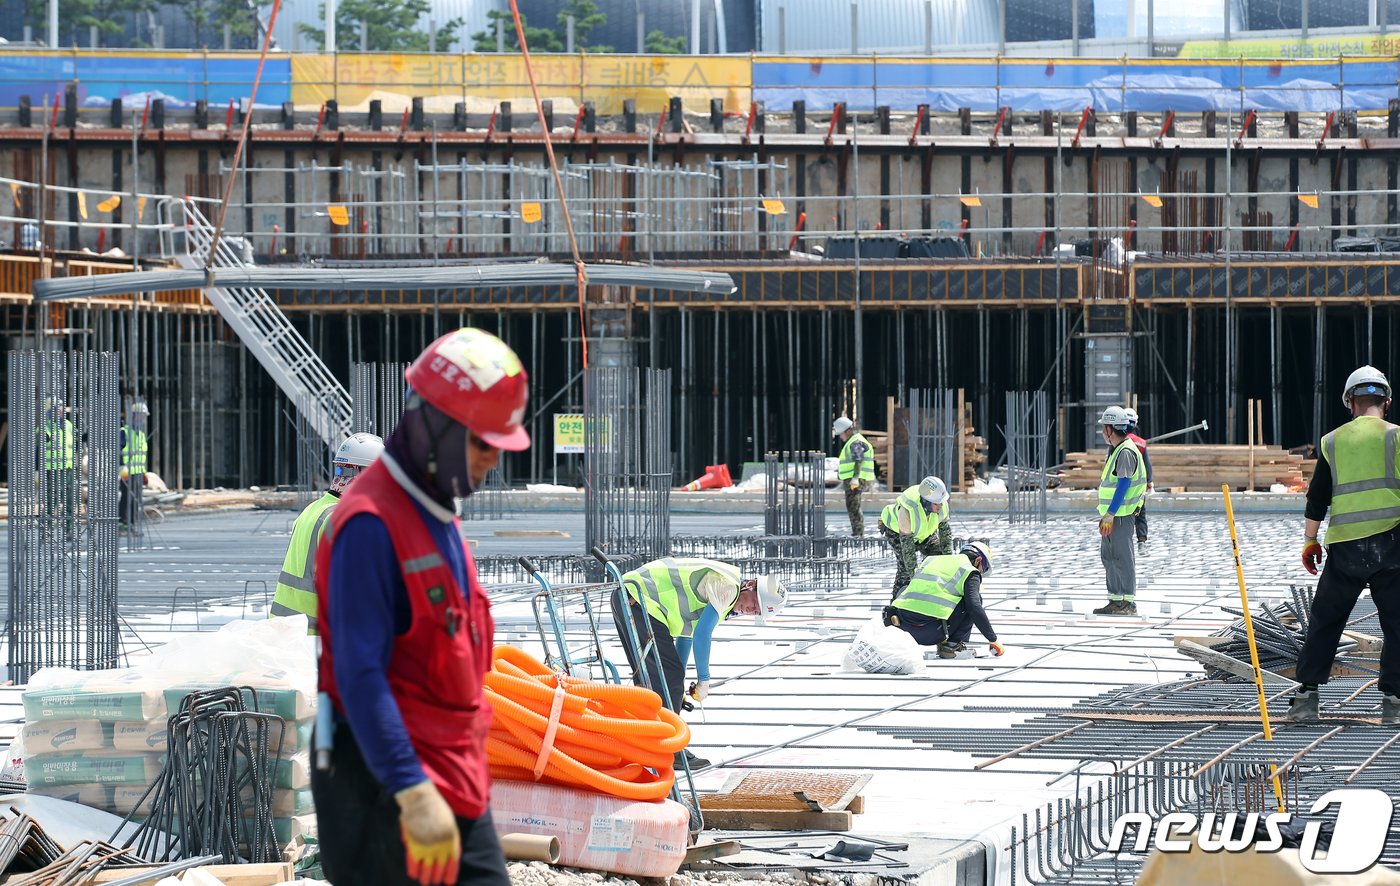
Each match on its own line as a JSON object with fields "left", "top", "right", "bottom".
{"left": 3, "top": 54, "right": 1400, "bottom": 489}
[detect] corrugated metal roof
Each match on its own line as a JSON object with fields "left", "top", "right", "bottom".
{"left": 758, "top": 0, "right": 1000, "bottom": 53}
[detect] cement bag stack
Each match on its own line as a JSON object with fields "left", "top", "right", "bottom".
{"left": 19, "top": 616, "right": 317, "bottom": 843}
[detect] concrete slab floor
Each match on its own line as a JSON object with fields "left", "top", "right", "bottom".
{"left": 0, "top": 508, "right": 1337, "bottom": 884}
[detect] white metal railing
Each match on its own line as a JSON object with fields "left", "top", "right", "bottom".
{"left": 159, "top": 197, "right": 352, "bottom": 448}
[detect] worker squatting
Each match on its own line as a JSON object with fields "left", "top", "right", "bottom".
{"left": 261, "top": 328, "right": 1400, "bottom": 886}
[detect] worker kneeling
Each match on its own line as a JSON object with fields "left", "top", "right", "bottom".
{"left": 612, "top": 557, "right": 786, "bottom": 771}
{"left": 882, "top": 542, "right": 1004, "bottom": 659}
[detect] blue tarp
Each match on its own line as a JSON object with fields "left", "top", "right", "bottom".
{"left": 753, "top": 58, "right": 1398, "bottom": 113}
{"left": 0, "top": 53, "right": 292, "bottom": 108}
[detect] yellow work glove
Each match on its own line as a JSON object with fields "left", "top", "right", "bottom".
{"left": 849, "top": 479, "right": 860, "bottom": 491}
{"left": 395, "top": 780, "right": 460, "bottom": 886}
{"left": 120, "top": 467, "right": 130, "bottom": 480}
{"left": 1098, "top": 515, "right": 1114, "bottom": 537}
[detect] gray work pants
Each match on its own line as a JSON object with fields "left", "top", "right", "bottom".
{"left": 1100, "top": 514, "right": 1137, "bottom": 601}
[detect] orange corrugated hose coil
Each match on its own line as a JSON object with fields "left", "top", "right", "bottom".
{"left": 484, "top": 646, "right": 689, "bottom": 802}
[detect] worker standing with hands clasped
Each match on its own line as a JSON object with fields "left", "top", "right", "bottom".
{"left": 879, "top": 475, "right": 953, "bottom": 599}
{"left": 1094, "top": 406, "right": 1147, "bottom": 617}
{"left": 833, "top": 416, "right": 875, "bottom": 536}
{"left": 1290, "top": 366, "right": 1400, "bottom": 725}
{"left": 883, "top": 542, "right": 1002, "bottom": 659}
{"left": 271, "top": 432, "right": 384, "bottom": 634}
{"left": 312, "top": 328, "right": 530, "bottom": 886}
{"left": 613, "top": 557, "right": 787, "bottom": 771}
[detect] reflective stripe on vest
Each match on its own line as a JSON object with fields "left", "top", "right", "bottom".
{"left": 622, "top": 557, "right": 742, "bottom": 638}
{"left": 894, "top": 555, "right": 972, "bottom": 620}
{"left": 838, "top": 432, "right": 876, "bottom": 482}
{"left": 1097, "top": 438, "right": 1148, "bottom": 517}
{"left": 122, "top": 428, "right": 148, "bottom": 473}
{"left": 272, "top": 492, "right": 338, "bottom": 634}
{"left": 40, "top": 421, "right": 73, "bottom": 471}
{"left": 879, "top": 486, "right": 944, "bottom": 542}
{"left": 1321, "top": 417, "right": 1400, "bottom": 544}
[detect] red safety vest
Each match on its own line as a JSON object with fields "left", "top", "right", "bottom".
{"left": 315, "top": 459, "right": 495, "bottom": 819}
{"left": 1127, "top": 432, "right": 1148, "bottom": 452}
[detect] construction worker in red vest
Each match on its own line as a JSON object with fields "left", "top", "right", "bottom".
{"left": 312, "top": 328, "right": 529, "bottom": 886}
{"left": 1123, "top": 407, "right": 1153, "bottom": 547}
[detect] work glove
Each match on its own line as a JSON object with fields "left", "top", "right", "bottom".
{"left": 120, "top": 467, "right": 129, "bottom": 480}
{"left": 1098, "top": 515, "right": 1115, "bottom": 537}
{"left": 1302, "top": 538, "right": 1324, "bottom": 575}
{"left": 849, "top": 479, "right": 861, "bottom": 491}
{"left": 395, "top": 780, "right": 460, "bottom": 886}
{"left": 687, "top": 681, "right": 710, "bottom": 704}
{"left": 989, "top": 641, "right": 1005, "bottom": 657}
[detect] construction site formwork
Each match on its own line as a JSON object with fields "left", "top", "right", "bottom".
{"left": 7, "top": 106, "right": 1400, "bottom": 486}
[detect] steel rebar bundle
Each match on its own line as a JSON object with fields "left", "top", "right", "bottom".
{"left": 763, "top": 451, "right": 827, "bottom": 539}
{"left": 121, "top": 688, "right": 286, "bottom": 864}
{"left": 1005, "top": 390, "right": 1051, "bottom": 524}
{"left": 906, "top": 388, "right": 957, "bottom": 491}
{"left": 6, "top": 350, "right": 122, "bottom": 683}
{"left": 1204, "top": 585, "right": 1378, "bottom": 680}
{"left": 584, "top": 366, "right": 672, "bottom": 567}
{"left": 349, "top": 361, "right": 407, "bottom": 438}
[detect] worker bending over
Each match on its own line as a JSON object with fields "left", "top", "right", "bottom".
{"left": 313, "top": 329, "right": 529, "bottom": 886}
{"left": 612, "top": 557, "right": 787, "bottom": 770}
{"left": 1094, "top": 406, "right": 1146, "bottom": 616}
{"left": 879, "top": 475, "right": 952, "bottom": 599}
{"left": 1291, "top": 365, "right": 1400, "bottom": 725}
{"left": 833, "top": 416, "right": 875, "bottom": 536}
{"left": 883, "top": 542, "right": 1003, "bottom": 659}
{"left": 272, "top": 432, "right": 384, "bottom": 634}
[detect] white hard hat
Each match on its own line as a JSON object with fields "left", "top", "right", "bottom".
{"left": 753, "top": 575, "right": 787, "bottom": 626}
{"left": 334, "top": 432, "right": 385, "bottom": 467}
{"left": 1123, "top": 407, "right": 1138, "bottom": 425}
{"left": 920, "top": 475, "right": 949, "bottom": 505}
{"left": 1342, "top": 366, "right": 1391, "bottom": 406}
{"left": 1098, "top": 406, "right": 1131, "bottom": 430}
{"left": 832, "top": 416, "right": 854, "bottom": 436}
{"left": 961, "top": 540, "right": 993, "bottom": 576}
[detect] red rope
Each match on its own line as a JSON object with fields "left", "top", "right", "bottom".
{"left": 507, "top": 0, "right": 588, "bottom": 371}
{"left": 208, "top": 0, "right": 283, "bottom": 271}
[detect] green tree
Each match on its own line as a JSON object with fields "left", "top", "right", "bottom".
{"left": 644, "top": 29, "right": 685, "bottom": 54}
{"left": 470, "top": 9, "right": 561, "bottom": 52}
{"left": 557, "top": 0, "right": 609, "bottom": 51}
{"left": 27, "top": 0, "right": 157, "bottom": 46}
{"left": 299, "top": 0, "right": 461, "bottom": 52}
{"left": 175, "top": 0, "right": 259, "bottom": 48}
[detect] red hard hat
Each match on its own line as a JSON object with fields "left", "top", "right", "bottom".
{"left": 404, "top": 328, "right": 531, "bottom": 451}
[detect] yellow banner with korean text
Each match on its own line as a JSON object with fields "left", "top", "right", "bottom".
{"left": 290, "top": 53, "right": 749, "bottom": 117}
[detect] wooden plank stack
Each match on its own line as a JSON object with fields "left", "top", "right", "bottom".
{"left": 1058, "top": 444, "right": 1308, "bottom": 492}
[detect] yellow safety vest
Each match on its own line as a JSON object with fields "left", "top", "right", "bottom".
{"left": 622, "top": 557, "right": 741, "bottom": 639}
{"left": 838, "top": 433, "right": 875, "bottom": 482}
{"left": 1097, "top": 439, "right": 1147, "bottom": 517}
{"left": 879, "top": 486, "right": 948, "bottom": 542}
{"left": 39, "top": 420, "right": 74, "bottom": 471}
{"left": 270, "top": 492, "right": 339, "bottom": 634}
{"left": 121, "top": 427, "right": 148, "bottom": 473}
{"left": 1321, "top": 415, "right": 1400, "bottom": 545}
{"left": 893, "top": 554, "right": 974, "bottom": 620}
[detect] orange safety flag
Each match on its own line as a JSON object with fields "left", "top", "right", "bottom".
{"left": 136, "top": 197, "right": 147, "bottom": 219}
{"left": 959, "top": 195, "right": 982, "bottom": 207}
{"left": 1141, "top": 194, "right": 1163, "bottom": 208}
{"left": 97, "top": 195, "right": 121, "bottom": 213}
{"left": 1298, "top": 193, "right": 1319, "bottom": 208}
{"left": 77, "top": 191, "right": 87, "bottom": 220}
{"left": 520, "top": 202, "right": 542, "bottom": 224}
{"left": 327, "top": 204, "right": 350, "bottom": 226}
{"left": 761, "top": 198, "right": 787, "bottom": 215}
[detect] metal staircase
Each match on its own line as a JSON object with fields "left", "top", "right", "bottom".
{"left": 159, "top": 198, "right": 352, "bottom": 448}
